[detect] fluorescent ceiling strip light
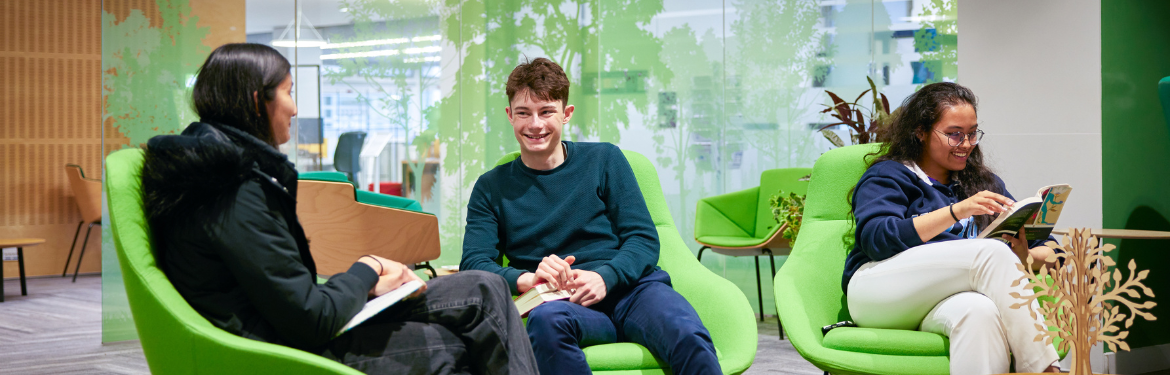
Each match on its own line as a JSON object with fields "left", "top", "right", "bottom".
{"left": 321, "top": 49, "right": 401, "bottom": 59}
{"left": 404, "top": 56, "right": 441, "bottom": 63}
{"left": 323, "top": 34, "right": 442, "bottom": 49}
{"left": 411, "top": 35, "right": 442, "bottom": 42}
{"left": 403, "top": 46, "right": 442, "bottom": 54}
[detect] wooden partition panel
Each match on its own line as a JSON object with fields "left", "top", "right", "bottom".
{"left": 297, "top": 181, "right": 441, "bottom": 276}
{"left": 0, "top": 0, "right": 103, "bottom": 279}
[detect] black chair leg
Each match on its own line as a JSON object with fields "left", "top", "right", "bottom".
{"left": 72, "top": 223, "right": 96, "bottom": 283}
{"left": 696, "top": 246, "right": 709, "bottom": 261}
{"left": 417, "top": 262, "right": 438, "bottom": 279}
{"left": 18, "top": 247, "right": 26, "bottom": 296}
{"left": 755, "top": 256, "right": 764, "bottom": 322}
{"left": 766, "top": 249, "right": 783, "bottom": 340}
{"left": 63, "top": 221, "right": 83, "bottom": 277}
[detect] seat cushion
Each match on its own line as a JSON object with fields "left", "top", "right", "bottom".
{"left": 822, "top": 327, "right": 949, "bottom": 357}
{"left": 582, "top": 342, "right": 724, "bottom": 371}
{"left": 695, "top": 235, "right": 767, "bottom": 248}
{"left": 583, "top": 343, "right": 665, "bottom": 371}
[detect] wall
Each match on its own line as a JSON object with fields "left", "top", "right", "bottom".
{"left": 1101, "top": 0, "right": 1170, "bottom": 357}
{"left": 958, "top": 0, "right": 1102, "bottom": 232}
{"left": 0, "top": 0, "right": 103, "bottom": 280}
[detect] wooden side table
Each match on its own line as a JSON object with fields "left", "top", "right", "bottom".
{"left": 0, "top": 238, "right": 43, "bottom": 302}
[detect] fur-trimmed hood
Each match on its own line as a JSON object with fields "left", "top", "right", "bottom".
{"left": 142, "top": 121, "right": 298, "bottom": 227}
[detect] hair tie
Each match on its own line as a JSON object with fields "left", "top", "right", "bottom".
{"left": 360, "top": 255, "right": 383, "bottom": 275}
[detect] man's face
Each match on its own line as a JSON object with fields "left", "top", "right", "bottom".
{"left": 506, "top": 89, "right": 574, "bottom": 156}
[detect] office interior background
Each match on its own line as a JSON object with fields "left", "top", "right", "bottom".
{"left": 1, "top": 0, "right": 1168, "bottom": 372}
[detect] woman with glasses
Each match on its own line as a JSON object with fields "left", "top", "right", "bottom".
{"left": 843, "top": 82, "right": 1060, "bottom": 374}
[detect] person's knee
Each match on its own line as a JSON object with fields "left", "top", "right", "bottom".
{"left": 526, "top": 301, "right": 576, "bottom": 337}
{"left": 974, "top": 239, "right": 1022, "bottom": 267}
{"left": 954, "top": 294, "right": 1001, "bottom": 331}
{"left": 526, "top": 299, "right": 575, "bottom": 345}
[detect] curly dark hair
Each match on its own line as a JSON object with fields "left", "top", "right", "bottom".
{"left": 506, "top": 57, "right": 570, "bottom": 107}
{"left": 869, "top": 81, "right": 1001, "bottom": 228}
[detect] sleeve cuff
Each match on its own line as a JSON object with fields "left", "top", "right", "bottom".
{"left": 347, "top": 262, "right": 380, "bottom": 291}
{"left": 895, "top": 217, "right": 924, "bottom": 248}
{"left": 503, "top": 268, "right": 526, "bottom": 295}
{"left": 595, "top": 265, "right": 619, "bottom": 292}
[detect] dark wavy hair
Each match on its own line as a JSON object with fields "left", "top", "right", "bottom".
{"left": 192, "top": 43, "right": 290, "bottom": 146}
{"left": 506, "top": 57, "right": 570, "bottom": 107}
{"left": 868, "top": 81, "right": 1001, "bottom": 228}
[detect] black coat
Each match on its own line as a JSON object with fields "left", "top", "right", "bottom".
{"left": 142, "top": 122, "right": 378, "bottom": 350}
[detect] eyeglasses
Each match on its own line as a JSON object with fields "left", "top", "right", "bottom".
{"left": 935, "top": 129, "right": 984, "bottom": 147}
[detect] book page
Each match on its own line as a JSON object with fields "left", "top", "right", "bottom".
{"left": 1023, "top": 185, "right": 1072, "bottom": 239}
{"left": 337, "top": 280, "right": 424, "bottom": 335}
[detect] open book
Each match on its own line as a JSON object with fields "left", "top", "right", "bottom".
{"left": 337, "top": 280, "right": 424, "bottom": 336}
{"left": 977, "top": 184, "right": 1073, "bottom": 242}
{"left": 515, "top": 283, "right": 573, "bottom": 317}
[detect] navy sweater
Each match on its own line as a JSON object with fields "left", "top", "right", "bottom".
{"left": 460, "top": 141, "right": 660, "bottom": 295}
{"left": 843, "top": 160, "right": 1049, "bottom": 293}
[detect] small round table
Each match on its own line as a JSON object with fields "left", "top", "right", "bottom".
{"left": 0, "top": 238, "right": 43, "bottom": 302}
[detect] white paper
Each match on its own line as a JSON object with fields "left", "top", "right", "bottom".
{"left": 337, "top": 280, "right": 424, "bottom": 335}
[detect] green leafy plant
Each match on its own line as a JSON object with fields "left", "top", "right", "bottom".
{"left": 770, "top": 191, "right": 806, "bottom": 241}
{"left": 818, "top": 76, "right": 892, "bottom": 148}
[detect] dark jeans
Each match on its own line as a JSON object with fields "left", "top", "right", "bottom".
{"left": 526, "top": 270, "right": 720, "bottom": 375}
{"left": 315, "top": 271, "right": 538, "bottom": 375}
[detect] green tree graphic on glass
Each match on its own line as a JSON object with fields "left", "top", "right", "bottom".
{"left": 102, "top": 0, "right": 210, "bottom": 147}
{"left": 327, "top": 0, "right": 441, "bottom": 201}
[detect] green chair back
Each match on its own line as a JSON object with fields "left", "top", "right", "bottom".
{"left": 494, "top": 151, "right": 757, "bottom": 374}
{"left": 773, "top": 144, "right": 953, "bottom": 375}
{"left": 754, "top": 168, "right": 813, "bottom": 238}
{"left": 105, "top": 149, "right": 360, "bottom": 375}
{"left": 299, "top": 171, "right": 424, "bottom": 212}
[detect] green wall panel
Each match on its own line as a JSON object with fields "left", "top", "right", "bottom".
{"left": 100, "top": 0, "right": 214, "bottom": 343}
{"left": 1101, "top": 0, "right": 1170, "bottom": 350}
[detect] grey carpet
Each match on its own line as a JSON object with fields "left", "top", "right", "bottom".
{"left": 0, "top": 275, "right": 825, "bottom": 374}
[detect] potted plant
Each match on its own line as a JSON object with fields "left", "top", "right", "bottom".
{"left": 818, "top": 76, "right": 892, "bottom": 148}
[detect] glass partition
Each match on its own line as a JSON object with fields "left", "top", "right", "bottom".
{"left": 104, "top": 1, "right": 959, "bottom": 340}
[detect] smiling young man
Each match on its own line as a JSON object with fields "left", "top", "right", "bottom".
{"left": 460, "top": 58, "right": 721, "bottom": 375}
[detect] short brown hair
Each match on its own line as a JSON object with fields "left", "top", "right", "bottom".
{"left": 506, "top": 57, "right": 570, "bottom": 107}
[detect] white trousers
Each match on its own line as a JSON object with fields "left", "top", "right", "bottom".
{"left": 847, "top": 239, "right": 1059, "bottom": 374}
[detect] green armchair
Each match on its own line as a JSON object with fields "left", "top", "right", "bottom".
{"left": 773, "top": 144, "right": 1064, "bottom": 375}
{"left": 495, "top": 150, "right": 758, "bottom": 374}
{"left": 105, "top": 149, "right": 361, "bottom": 375}
{"left": 694, "top": 167, "right": 811, "bottom": 338}
{"left": 773, "top": 144, "right": 953, "bottom": 375}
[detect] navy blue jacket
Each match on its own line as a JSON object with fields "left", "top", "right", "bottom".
{"left": 843, "top": 160, "right": 1048, "bottom": 293}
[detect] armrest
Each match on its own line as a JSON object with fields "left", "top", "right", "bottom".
{"left": 694, "top": 187, "right": 758, "bottom": 239}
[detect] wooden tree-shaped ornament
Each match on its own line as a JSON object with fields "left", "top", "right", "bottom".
{"left": 1010, "top": 228, "right": 1157, "bottom": 374}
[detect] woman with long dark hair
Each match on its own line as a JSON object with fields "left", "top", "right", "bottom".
{"left": 844, "top": 82, "right": 1060, "bottom": 374}
{"left": 141, "top": 43, "right": 537, "bottom": 375}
